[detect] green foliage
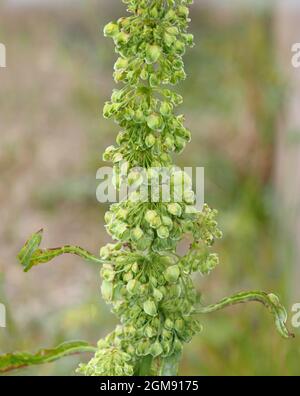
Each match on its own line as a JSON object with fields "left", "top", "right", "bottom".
{"left": 0, "top": 0, "right": 293, "bottom": 377}
{"left": 80, "top": 0, "right": 292, "bottom": 377}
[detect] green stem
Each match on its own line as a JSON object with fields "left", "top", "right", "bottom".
{"left": 17, "top": 229, "right": 103, "bottom": 272}
{"left": 136, "top": 355, "right": 153, "bottom": 376}
{"left": 158, "top": 353, "right": 182, "bottom": 376}
{"left": 195, "top": 290, "right": 294, "bottom": 339}
{"left": 0, "top": 341, "right": 96, "bottom": 373}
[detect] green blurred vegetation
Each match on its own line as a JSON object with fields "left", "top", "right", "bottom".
{"left": 0, "top": 1, "right": 299, "bottom": 376}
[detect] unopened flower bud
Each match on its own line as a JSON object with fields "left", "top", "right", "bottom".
{"left": 167, "top": 203, "right": 182, "bottom": 217}
{"left": 173, "top": 338, "right": 183, "bottom": 353}
{"left": 157, "top": 225, "right": 169, "bottom": 239}
{"left": 103, "top": 22, "right": 119, "bottom": 37}
{"left": 174, "top": 40, "right": 185, "bottom": 55}
{"left": 100, "top": 246, "right": 111, "bottom": 259}
{"left": 123, "top": 271, "right": 133, "bottom": 282}
{"left": 178, "top": 5, "right": 189, "bottom": 18}
{"left": 101, "top": 264, "right": 115, "bottom": 282}
{"left": 103, "top": 103, "right": 113, "bottom": 119}
{"left": 113, "top": 152, "right": 123, "bottom": 163}
{"left": 184, "top": 190, "right": 195, "bottom": 204}
{"left": 131, "top": 262, "right": 139, "bottom": 273}
{"left": 150, "top": 341, "right": 163, "bottom": 357}
{"left": 140, "top": 68, "right": 148, "bottom": 80}
{"left": 160, "top": 101, "right": 172, "bottom": 116}
{"left": 183, "top": 33, "right": 194, "bottom": 46}
{"left": 145, "top": 133, "right": 156, "bottom": 147}
{"left": 101, "top": 280, "right": 113, "bottom": 301}
{"left": 150, "top": 6, "right": 159, "bottom": 18}
{"left": 162, "top": 216, "right": 173, "bottom": 229}
{"left": 115, "top": 32, "right": 129, "bottom": 45}
{"left": 162, "top": 329, "right": 173, "bottom": 340}
{"left": 175, "top": 318, "right": 184, "bottom": 332}
{"left": 114, "top": 57, "right": 128, "bottom": 70}
{"left": 164, "top": 134, "right": 175, "bottom": 150}
{"left": 135, "top": 109, "right": 144, "bottom": 123}
{"left": 149, "top": 74, "right": 160, "bottom": 88}
{"left": 145, "top": 44, "right": 161, "bottom": 64}
{"left": 116, "top": 208, "right": 128, "bottom": 220}
{"left": 166, "top": 27, "right": 179, "bottom": 35}
{"left": 143, "top": 299, "right": 157, "bottom": 317}
{"left": 145, "top": 210, "right": 158, "bottom": 223}
{"left": 151, "top": 216, "right": 162, "bottom": 229}
{"left": 136, "top": 339, "right": 151, "bottom": 356}
{"left": 145, "top": 325, "right": 156, "bottom": 338}
{"left": 146, "top": 113, "right": 163, "bottom": 131}
{"left": 131, "top": 226, "right": 144, "bottom": 241}
{"left": 165, "top": 9, "right": 176, "bottom": 21}
{"left": 164, "top": 265, "right": 180, "bottom": 283}
{"left": 165, "top": 318, "right": 174, "bottom": 330}
{"left": 104, "top": 210, "right": 113, "bottom": 224}
{"left": 164, "top": 33, "right": 175, "bottom": 47}
{"left": 153, "top": 288, "right": 163, "bottom": 302}
{"left": 126, "top": 279, "right": 140, "bottom": 295}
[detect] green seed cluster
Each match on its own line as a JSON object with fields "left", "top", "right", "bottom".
{"left": 78, "top": 0, "right": 222, "bottom": 376}
{"left": 78, "top": 341, "right": 134, "bottom": 376}
{"left": 102, "top": 0, "right": 194, "bottom": 170}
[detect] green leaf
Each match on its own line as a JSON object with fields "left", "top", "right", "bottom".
{"left": 0, "top": 341, "right": 97, "bottom": 373}
{"left": 17, "top": 230, "right": 103, "bottom": 272}
{"left": 195, "top": 291, "right": 295, "bottom": 339}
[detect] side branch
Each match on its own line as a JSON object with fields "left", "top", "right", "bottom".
{"left": 0, "top": 341, "right": 96, "bottom": 373}
{"left": 17, "top": 229, "right": 103, "bottom": 272}
{"left": 195, "top": 291, "right": 294, "bottom": 339}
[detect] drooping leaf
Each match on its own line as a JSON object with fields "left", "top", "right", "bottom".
{"left": 17, "top": 230, "right": 103, "bottom": 272}
{"left": 195, "top": 291, "right": 294, "bottom": 339}
{"left": 0, "top": 341, "right": 97, "bottom": 373}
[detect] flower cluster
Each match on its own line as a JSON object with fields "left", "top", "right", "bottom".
{"left": 77, "top": 340, "right": 134, "bottom": 376}
{"left": 97, "top": 248, "right": 203, "bottom": 363}
{"left": 102, "top": 0, "right": 194, "bottom": 171}
{"left": 80, "top": 0, "right": 222, "bottom": 376}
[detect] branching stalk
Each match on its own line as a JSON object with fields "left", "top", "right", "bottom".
{"left": 17, "top": 229, "right": 103, "bottom": 272}
{"left": 195, "top": 291, "right": 294, "bottom": 339}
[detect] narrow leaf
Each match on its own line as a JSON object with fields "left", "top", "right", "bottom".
{"left": 17, "top": 230, "right": 103, "bottom": 272}
{"left": 195, "top": 291, "right": 294, "bottom": 339}
{"left": 0, "top": 341, "right": 97, "bottom": 373}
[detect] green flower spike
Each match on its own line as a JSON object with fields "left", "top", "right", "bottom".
{"left": 0, "top": 0, "right": 293, "bottom": 377}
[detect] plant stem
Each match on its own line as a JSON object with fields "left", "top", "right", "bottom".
{"left": 137, "top": 355, "right": 153, "bottom": 376}
{"left": 158, "top": 353, "right": 182, "bottom": 376}
{"left": 194, "top": 290, "right": 294, "bottom": 339}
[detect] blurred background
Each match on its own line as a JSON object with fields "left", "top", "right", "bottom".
{"left": 0, "top": 0, "right": 300, "bottom": 376}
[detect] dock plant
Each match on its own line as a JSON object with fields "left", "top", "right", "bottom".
{"left": 0, "top": 0, "right": 293, "bottom": 376}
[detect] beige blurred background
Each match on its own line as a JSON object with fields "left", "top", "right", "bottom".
{"left": 0, "top": 0, "right": 300, "bottom": 375}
